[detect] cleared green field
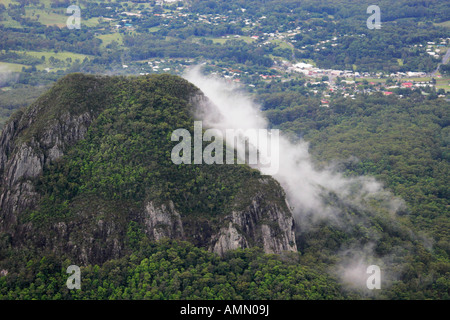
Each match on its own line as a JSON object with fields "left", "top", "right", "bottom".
{"left": 20, "top": 2, "right": 100, "bottom": 28}
{"left": 235, "top": 36, "right": 256, "bottom": 43}
{"left": 0, "top": 5, "right": 23, "bottom": 28}
{"left": 97, "top": 33, "right": 124, "bottom": 48}
{"left": 194, "top": 36, "right": 256, "bottom": 44}
{"left": 0, "top": 61, "right": 26, "bottom": 72}
{"left": 0, "top": 18, "right": 23, "bottom": 28}
{"left": 436, "top": 85, "right": 450, "bottom": 92}
{"left": 25, "top": 8, "right": 67, "bottom": 27}
{"left": 0, "top": 0, "right": 14, "bottom": 6}
{"left": 3, "top": 50, "right": 90, "bottom": 72}
{"left": 434, "top": 20, "right": 450, "bottom": 28}
{"left": 436, "top": 78, "right": 450, "bottom": 92}
{"left": 403, "top": 77, "right": 432, "bottom": 82}
{"left": 14, "top": 50, "right": 90, "bottom": 62}
{"left": 84, "top": 17, "right": 101, "bottom": 27}
{"left": 352, "top": 78, "right": 386, "bottom": 83}
{"left": 270, "top": 39, "right": 292, "bottom": 50}
{"left": 148, "top": 26, "right": 161, "bottom": 32}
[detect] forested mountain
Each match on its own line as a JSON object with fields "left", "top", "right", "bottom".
{"left": 262, "top": 87, "right": 449, "bottom": 299}
{"left": 0, "top": 72, "right": 298, "bottom": 265}
{"left": 0, "top": 0, "right": 448, "bottom": 302}
{"left": 0, "top": 73, "right": 448, "bottom": 300}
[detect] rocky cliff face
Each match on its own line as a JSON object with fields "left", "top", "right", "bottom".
{"left": 0, "top": 73, "right": 297, "bottom": 265}
{"left": 143, "top": 201, "right": 185, "bottom": 241}
{"left": 0, "top": 108, "right": 93, "bottom": 234}
{"left": 141, "top": 188, "right": 297, "bottom": 258}
{"left": 212, "top": 188, "right": 297, "bottom": 256}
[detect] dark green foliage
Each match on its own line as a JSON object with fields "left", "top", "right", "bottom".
{"left": 440, "top": 64, "right": 450, "bottom": 76}
{"left": 261, "top": 90, "right": 450, "bottom": 299}
{"left": 123, "top": 35, "right": 273, "bottom": 67}
{"left": 0, "top": 0, "right": 449, "bottom": 301}
{"left": 0, "top": 85, "right": 49, "bottom": 130}
{"left": 270, "top": 94, "right": 449, "bottom": 240}
{"left": 0, "top": 73, "right": 294, "bottom": 290}
{"left": 0, "top": 240, "right": 348, "bottom": 300}
{"left": 22, "top": 73, "right": 262, "bottom": 228}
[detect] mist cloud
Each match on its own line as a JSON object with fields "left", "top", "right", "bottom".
{"left": 183, "top": 65, "right": 413, "bottom": 291}
{"left": 184, "top": 66, "right": 405, "bottom": 221}
{"left": 0, "top": 65, "right": 20, "bottom": 87}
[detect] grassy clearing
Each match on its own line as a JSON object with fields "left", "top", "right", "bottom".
{"left": 434, "top": 20, "right": 450, "bottom": 28}
{"left": 22, "top": 4, "right": 100, "bottom": 28}
{"left": 0, "top": 0, "right": 14, "bottom": 7}
{"left": 15, "top": 50, "right": 90, "bottom": 62}
{"left": 0, "top": 0, "right": 64, "bottom": 27}
{"left": 83, "top": 17, "right": 101, "bottom": 27}
{"left": 211, "top": 37, "right": 230, "bottom": 44}
{"left": 436, "top": 84, "right": 450, "bottom": 92}
{"left": 237, "top": 36, "right": 256, "bottom": 43}
{"left": 25, "top": 8, "right": 67, "bottom": 27}
{"left": 196, "top": 36, "right": 255, "bottom": 44}
{"left": 148, "top": 26, "right": 160, "bottom": 32}
{"left": 270, "top": 39, "right": 292, "bottom": 50}
{"left": 0, "top": 61, "right": 27, "bottom": 72}
{"left": 354, "top": 78, "right": 386, "bottom": 83}
{"left": 97, "top": 33, "right": 123, "bottom": 48}
{"left": 0, "top": 9, "right": 23, "bottom": 28}
{"left": 403, "top": 77, "right": 432, "bottom": 82}
{"left": 436, "top": 78, "right": 450, "bottom": 92}
{"left": 3, "top": 50, "right": 90, "bottom": 72}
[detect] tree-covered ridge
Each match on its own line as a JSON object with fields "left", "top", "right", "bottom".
{"left": 0, "top": 72, "right": 297, "bottom": 288}
{"left": 21, "top": 73, "right": 269, "bottom": 228}
{"left": 0, "top": 239, "right": 348, "bottom": 300}
{"left": 0, "top": 0, "right": 448, "bottom": 300}
{"left": 261, "top": 90, "right": 450, "bottom": 299}
{"left": 265, "top": 93, "right": 449, "bottom": 239}
{"left": 0, "top": 74, "right": 448, "bottom": 299}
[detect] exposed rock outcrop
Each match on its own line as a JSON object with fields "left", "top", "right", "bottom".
{"left": 212, "top": 191, "right": 297, "bottom": 256}
{"left": 0, "top": 109, "right": 93, "bottom": 234}
{"left": 143, "top": 201, "right": 185, "bottom": 241}
{"left": 0, "top": 73, "right": 298, "bottom": 265}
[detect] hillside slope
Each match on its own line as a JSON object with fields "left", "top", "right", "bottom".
{"left": 0, "top": 73, "right": 296, "bottom": 266}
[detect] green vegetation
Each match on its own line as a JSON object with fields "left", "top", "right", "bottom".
{"left": 0, "top": 74, "right": 295, "bottom": 300}
{"left": 434, "top": 20, "right": 450, "bottom": 28}
{"left": 0, "top": 240, "right": 347, "bottom": 300}
{"left": 96, "top": 33, "right": 123, "bottom": 48}
{"left": 0, "top": 0, "right": 449, "bottom": 301}
{"left": 0, "top": 0, "right": 448, "bottom": 89}
{"left": 0, "top": 84, "right": 49, "bottom": 128}
{"left": 0, "top": 72, "right": 448, "bottom": 301}
{"left": 261, "top": 86, "right": 450, "bottom": 299}
{"left": 21, "top": 74, "right": 265, "bottom": 228}
{"left": 0, "top": 60, "right": 26, "bottom": 72}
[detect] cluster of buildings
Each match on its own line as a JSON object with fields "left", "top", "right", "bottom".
{"left": 287, "top": 62, "right": 366, "bottom": 79}
{"left": 285, "top": 61, "right": 445, "bottom": 83}
{"left": 94, "top": 2, "right": 449, "bottom": 99}
{"left": 424, "top": 40, "right": 450, "bottom": 58}
{"left": 104, "top": 2, "right": 250, "bottom": 31}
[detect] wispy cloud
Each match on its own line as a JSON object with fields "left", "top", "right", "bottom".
{"left": 184, "top": 66, "right": 416, "bottom": 291}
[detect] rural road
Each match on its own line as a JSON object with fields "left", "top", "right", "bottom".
{"left": 432, "top": 47, "right": 450, "bottom": 76}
